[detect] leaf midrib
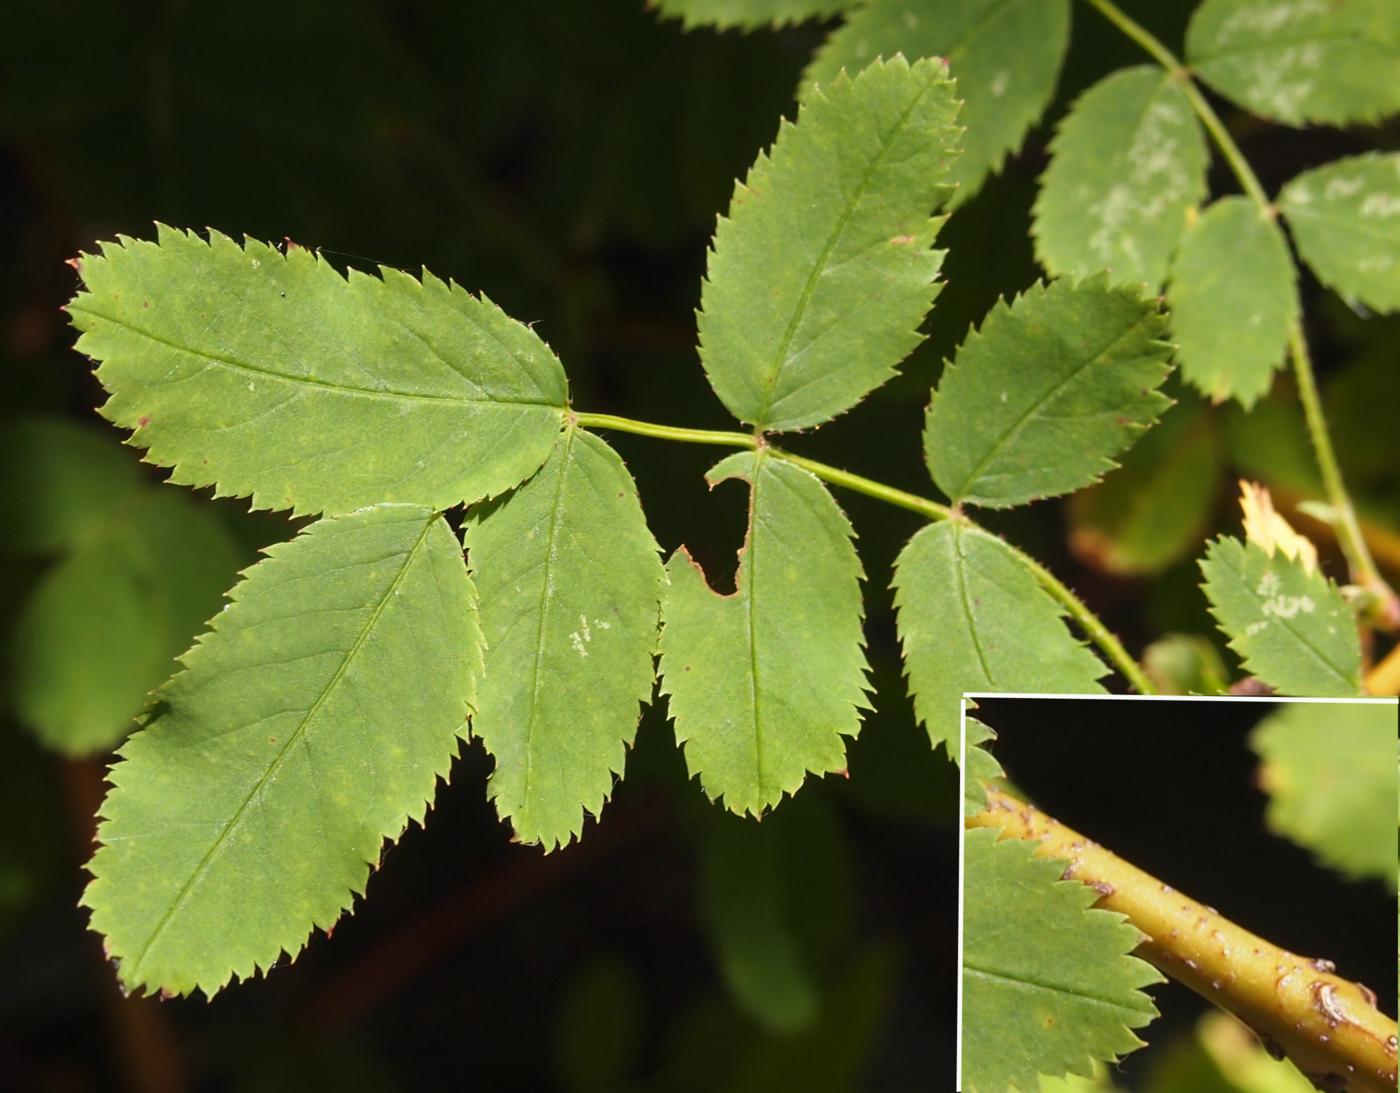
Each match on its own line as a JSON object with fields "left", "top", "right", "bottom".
{"left": 128, "top": 514, "right": 436, "bottom": 981}
{"left": 72, "top": 305, "right": 563, "bottom": 411}
{"left": 963, "top": 963, "right": 1156, "bottom": 1017}
{"left": 752, "top": 69, "right": 939, "bottom": 430}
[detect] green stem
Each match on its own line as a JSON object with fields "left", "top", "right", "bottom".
{"left": 1081, "top": 0, "right": 1395, "bottom": 619}
{"left": 575, "top": 410, "right": 1155, "bottom": 693}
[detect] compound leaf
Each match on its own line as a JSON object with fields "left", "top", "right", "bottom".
{"left": 698, "top": 56, "right": 960, "bottom": 433}
{"left": 803, "top": 0, "right": 1071, "bottom": 209}
{"left": 1033, "top": 67, "right": 1208, "bottom": 288}
{"left": 83, "top": 504, "right": 480, "bottom": 997}
{"left": 12, "top": 490, "right": 244, "bottom": 756}
{"left": 892, "top": 521, "right": 1107, "bottom": 755}
{"left": 658, "top": 452, "right": 870, "bottom": 816}
{"left": 1068, "top": 398, "right": 1220, "bottom": 577}
{"left": 962, "top": 827, "right": 1162, "bottom": 1093}
{"left": 1198, "top": 537, "right": 1361, "bottom": 696}
{"left": 69, "top": 225, "right": 567, "bottom": 517}
{"left": 1251, "top": 701, "right": 1397, "bottom": 884}
{"left": 924, "top": 276, "right": 1173, "bottom": 508}
{"left": 1167, "top": 197, "right": 1298, "bottom": 408}
{"left": 1279, "top": 153, "right": 1400, "bottom": 315}
{"left": 1185, "top": 0, "right": 1400, "bottom": 128}
{"left": 464, "top": 426, "right": 664, "bottom": 851}
{"left": 649, "top": 0, "right": 855, "bottom": 30}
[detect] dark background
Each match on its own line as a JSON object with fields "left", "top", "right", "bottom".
{"left": 974, "top": 695, "right": 1398, "bottom": 1090}
{"left": 0, "top": 1, "right": 1396, "bottom": 1090}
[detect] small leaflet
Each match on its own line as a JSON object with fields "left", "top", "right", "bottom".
{"left": 892, "top": 521, "right": 1107, "bottom": 756}
{"left": 465, "top": 426, "right": 664, "bottom": 851}
{"left": 82, "top": 504, "right": 481, "bottom": 997}
{"left": 658, "top": 451, "right": 871, "bottom": 817}
{"left": 1198, "top": 537, "right": 1361, "bottom": 696}
{"left": 698, "top": 57, "right": 960, "bottom": 432}
{"left": 1280, "top": 153, "right": 1400, "bottom": 315}
{"left": 1167, "top": 197, "right": 1298, "bottom": 408}
{"left": 1033, "top": 66, "right": 1208, "bottom": 289}
{"left": 650, "top": 0, "right": 854, "bottom": 29}
{"left": 803, "top": 0, "right": 1071, "bottom": 208}
{"left": 1186, "top": 0, "right": 1400, "bottom": 128}
{"left": 924, "top": 276, "right": 1173, "bottom": 509}
{"left": 68, "top": 226, "right": 568, "bottom": 517}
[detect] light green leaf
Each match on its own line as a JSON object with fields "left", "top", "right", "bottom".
{"left": 11, "top": 491, "right": 244, "bottom": 756}
{"left": 698, "top": 56, "right": 960, "bottom": 432}
{"left": 892, "top": 521, "right": 1107, "bottom": 755}
{"left": 1068, "top": 398, "right": 1220, "bottom": 576}
{"left": 963, "top": 827, "right": 1162, "bottom": 1093}
{"left": 464, "top": 426, "right": 664, "bottom": 851}
{"left": 82, "top": 504, "right": 480, "bottom": 997}
{"left": 69, "top": 225, "right": 567, "bottom": 517}
{"left": 1034, "top": 66, "right": 1209, "bottom": 288}
{"left": 0, "top": 416, "right": 143, "bottom": 556}
{"left": 1142, "top": 634, "right": 1231, "bottom": 696}
{"left": 649, "top": 0, "right": 854, "bottom": 30}
{"left": 803, "top": 0, "right": 1071, "bottom": 208}
{"left": 1167, "top": 198, "right": 1298, "bottom": 407}
{"left": 1251, "top": 701, "right": 1397, "bottom": 883}
{"left": 964, "top": 714, "right": 1004, "bottom": 815}
{"left": 924, "top": 276, "right": 1173, "bottom": 508}
{"left": 1279, "top": 153, "right": 1400, "bottom": 315}
{"left": 1185, "top": 0, "right": 1400, "bottom": 127}
{"left": 658, "top": 451, "right": 870, "bottom": 816}
{"left": 1198, "top": 537, "right": 1361, "bottom": 696}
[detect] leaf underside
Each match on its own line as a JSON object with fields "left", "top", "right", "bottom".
{"left": 69, "top": 225, "right": 567, "bottom": 517}
{"left": 1185, "top": 0, "right": 1400, "bottom": 127}
{"left": 83, "top": 504, "right": 481, "bottom": 997}
{"left": 659, "top": 451, "right": 871, "bottom": 817}
{"left": 803, "top": 0, "right": 1071, "bottom": 209}
{"left": 1251, "top": 701, "right": 1398, "bottom": 884}
{"left": 1198, "top": 537, "right": 1362, "bottom": 697}
{"left": 924, "top": 275, "right": 1174, "bottom": 508}
{"left": 1033, "top": 66, "right": 1209, "bottom": 288}
{"left": 963, "top": 827, "right": 1162, "bottom": 1093}
{"left": 465, "top": 426, "right": 664, "bottom": 851}
{"left": 1167, "top": 197, "right": 1298, "bottom": 408}
{"left": 892, "top": 521, "right": 1107, "bottom": 756}
{"left": 1280, "top": 152, "right": 1400, "bottom": 315}
{"left": 698, "top": 56, "right": 960, "bottom": 433}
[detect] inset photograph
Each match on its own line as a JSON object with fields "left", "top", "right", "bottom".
{"left": 958, "top": 695, "right": 1398, "bottom": 1093}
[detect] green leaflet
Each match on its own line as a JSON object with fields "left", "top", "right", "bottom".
{"left": 698, "top": 56, "right": 960, "bottom": 432}
{"left": 1280, "top": 153, "right": 1400, "bottom": 315}
{"left": 698, "top": 793, "right": 853, "bottom": 1034}
{"left": 1185, "top": 0, "right": 1400, "bottom": 128}
{"left": 963, "top": 715, "right": 1004, "bottom": 815}
{"left": 83, "top": 504, "right": 480, "bottom": 997}
{"left": 1167, "top": 198, "right": 1298, "bottom": 408}
{"left": 924, "top": 276, "right": 1173, "bottom": 508}
{"left": 1142, "top": 634, "right": 1232, "bottom": 696}
{"left": 1251, "top": 701, "right": 1398, "bottom": 885}
{"left": 0, "top": 417, "right": 143, "bottom": 555}
{"left": 650, "top": 0, "right": 855, "bottom": 30}
{"left": 1198, "top": 537, "right": 1361, "bottom": 696}
{"left": 69, "top": 225, "right": 567, "bottom": 517}
{"left": 464, "top": 426, "right": 664, "bottom": 851}
{"left": 962, "top": 827, "right": 1162, "bottom": 1093}
{"left": 1068, "top": 398, "right": 1220, "bottom": 577}
{"left": 892, "top": 522, "right": 1107, "bottom": 755}
{"left": 803, "top": 0, "right": 1071, "bottom": 209}
{"left": 1034, "top": 67, "right": 1209, "bottom": 289}
{"left": 12, "top": 490, "right": 244, "bottom": 756}
{"left": 658, "top": 451, "right": 870, "bottom": 816}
